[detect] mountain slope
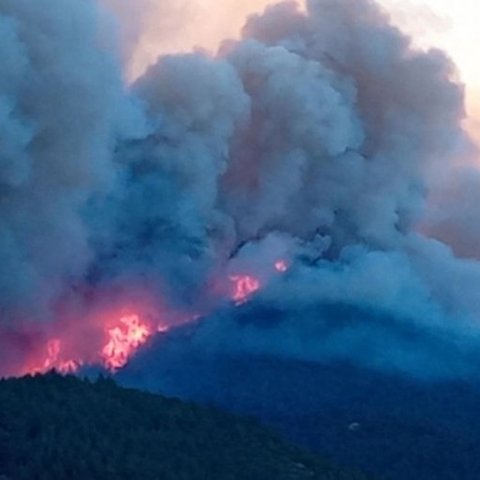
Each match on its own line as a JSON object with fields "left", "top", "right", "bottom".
{"left": 0, "top": 372, "right": 372, "bottom": 480}
{"left": 122, "top": 349, "right": 480, "bottom": 480}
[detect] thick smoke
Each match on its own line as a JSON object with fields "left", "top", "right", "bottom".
{"left": 0, "top": 0, "right": 132, "bottom": 319}
{"left": 0, "top": 0, "right": 146, "bottom": 372}
{"left": 1, "top": 0, "right": 480, "bottom": 377}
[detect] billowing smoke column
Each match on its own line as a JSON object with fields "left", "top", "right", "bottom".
{"left": 1, "top": 0, "right": 479, "bottom": 378}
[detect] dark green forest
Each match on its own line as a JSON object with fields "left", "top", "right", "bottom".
{"left": 0, "top": 372, "right": 373, "bottom": 480}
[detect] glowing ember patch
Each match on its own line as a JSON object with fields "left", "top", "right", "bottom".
{"left": 229, "top": 275, "right": 261, "bottom": 305}
{"left": 275, "top": 260, "right": 288, "bottom": 273}
{"left": 102, "top": 314, "right": 151, "bottom": 372}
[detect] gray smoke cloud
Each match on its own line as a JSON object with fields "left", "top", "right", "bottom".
{"left": 1, "top": 0, "right": 480, "bottom": 377}
{"left": 0, "top": 0, "right": 135, "bottom": 320}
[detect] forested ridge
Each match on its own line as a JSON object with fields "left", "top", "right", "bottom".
{"left": 0, "top": 372, "right": 373, "bottom": 480}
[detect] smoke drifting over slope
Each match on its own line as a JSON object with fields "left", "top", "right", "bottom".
{"left": 1, "top": 0, "right": 479, "bottom": 377}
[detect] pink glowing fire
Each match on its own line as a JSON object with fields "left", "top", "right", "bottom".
{"left": 42, "top": 339, "right": 81, "bottom": 374}
{"left": 102, "top": 314, "right": 152, "bottom": 371}
{"left": 15, "top": 259, "right": 290, "bottom": 377}
{"left": 23, "top": 313, "right": 154, "bottom": 375}
{"left": 275, "top": 260, "right": 288, "bottom": 273}
{"left": 229, "top": 258, "right": 289, "bottom": 304}
{"left": 229, "top": 275, "right": 261, "bottom": 305}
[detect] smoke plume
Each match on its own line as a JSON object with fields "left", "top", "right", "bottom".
{"left": 1, "top": 0, "right": 480, "bottom": 378}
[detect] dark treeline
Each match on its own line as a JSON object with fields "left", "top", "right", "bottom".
{"left": 0, "top": 372, "right": 373, "bottom": 480}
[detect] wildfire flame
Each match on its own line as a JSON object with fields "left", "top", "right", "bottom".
{"left": 17, "top": 259, "right": 291, "bottom": 377}
{"left": 102, "top": 314, "right": 152, "bottom": 372}
{"left": 229, "top": 259, "right": 289, "bottom": 305}
{"left": 42, "top": 339, "right": 81, "bottom": 374}
{"left": 24, "top": 313, "right": 154, "bottom": 376}
{"left": 229, "top": 275, "right": 261, "bottom": 305}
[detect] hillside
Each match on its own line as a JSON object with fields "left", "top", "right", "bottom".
{"left": 122, "top": 345, "right": 480, "bottom": 480}
{"left": 0, "top": 372, "right": 372, "bottom": 480}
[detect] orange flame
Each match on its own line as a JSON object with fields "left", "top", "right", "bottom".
{"left": 20, "top": 311, "right": 159, "bottom": 376}
{"left": 229, "top": 275, "right": 261, "bottom": 305}
{"left": 23, "top": 338, "right": 81, "bottom": 376}
{"left": 101, "top": 314, "right": 152, "bottom": 372}
{"left": 13, "top": 258, "right": 292, "bottom": 377}
{"left": 44, "top": 339, "right": 81, "bottom": 374}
